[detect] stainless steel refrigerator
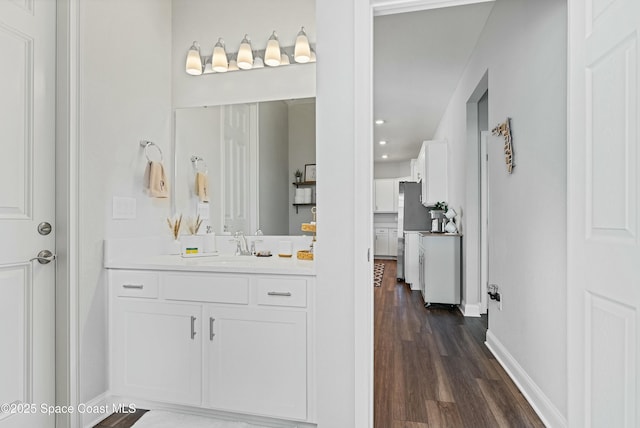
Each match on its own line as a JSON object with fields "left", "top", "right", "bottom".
{"left": 396, "top": 181, "right": 431, "bottom": 281}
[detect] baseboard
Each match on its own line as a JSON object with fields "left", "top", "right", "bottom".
{"left": 460, "top": 302, "right": 481, "bottom": 317}
{"left": 80, "top": 392, "right": 110, "bottom": 428}
{"left": 102, "top": 394, "right": 316, "bottom": 428}
{"left": 485, "top": 330, "right": 567, "bottom": 428}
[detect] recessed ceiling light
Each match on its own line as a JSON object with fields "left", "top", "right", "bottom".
{"left": 381, "top": 154, "right": 388, "bottom": 159}
{"left": 379, "top": 140, "right": 387, "bottom": 145}
{"left": 375, "top": 119, "right": 385, "bottom": 125}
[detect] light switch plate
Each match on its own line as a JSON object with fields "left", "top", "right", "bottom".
{"left": 112, "top": 197, "right": 136, "bottom": 219}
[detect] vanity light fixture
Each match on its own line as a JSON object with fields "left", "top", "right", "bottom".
{"left": 294, "top": 26, "right": 311, "bottom": 63}
{"left": 280, "top": 52, "right": 291, "bottom": 66}
{"left": 253, "top": 55, "right": 265, "bottom": 69}
{"left": 185, "top": 41, "right": 203, "bottom": 75}
{"left": 212, "top": 38, "right": 229, "bottom": 72}
{"left": 185, "top": 28, "right": 315, "bottom": 76}
{"left": 237, "top": 35, "right": 253, "bottom": 70}
{"left": 264, "top": 31, "right": 281, "bottom": 67}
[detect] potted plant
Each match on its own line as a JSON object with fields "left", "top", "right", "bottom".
{"left": 294, "top": 169, "right": 303, "bottom": 183}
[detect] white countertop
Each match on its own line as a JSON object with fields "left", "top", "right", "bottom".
{"left": 105, "top": 253, "right": 316, "bottom": 276}
{"left": 419, "top": 231, "right": 463, "bottom": 237}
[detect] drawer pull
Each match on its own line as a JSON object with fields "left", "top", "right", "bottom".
{"left": 122, "top": 284, "right": 144, "bottom": 289}
{"left": 190, "top": 316, "right": 197, "bottom": 339}
{"left": 209, "top": 317, "right": 215, "bottom": 341}
{"left": 267, "top": 291, "right": 292, "bottom": 297}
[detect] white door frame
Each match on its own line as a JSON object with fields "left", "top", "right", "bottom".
{"left": 358, "top": 1, "right": 496, "bottom": 426}
{"left": 55, "top": 0, "right": 80, "bottom": 427}
{"left": 480, "top": 130, "right": 489, "bottom": 314}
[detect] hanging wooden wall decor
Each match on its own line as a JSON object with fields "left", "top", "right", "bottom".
{"left": 492, "top": 118, "right": 514, "bottom": 173}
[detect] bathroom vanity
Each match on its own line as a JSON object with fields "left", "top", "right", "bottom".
{"left": 104, "top": 239, "right": 316, "bottom": 426}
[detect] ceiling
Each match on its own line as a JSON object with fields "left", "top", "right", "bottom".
{"left": 373, "top": 2, "right": 494, "bottom": 163}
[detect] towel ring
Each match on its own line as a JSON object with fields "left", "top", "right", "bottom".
{"left": 140, "top": 140, "right": 163, "bottom": 162}
{"left": 191, "top": 155, "right": 208, "bottom": 174}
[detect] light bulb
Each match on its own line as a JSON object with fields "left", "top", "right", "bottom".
{"left": 264, "top": 31, "right": 281, "bottom": 67}
{"left": 212, "top": 38, "right": 228, "bottom": 73}
{"left": 237, "top": 35, "right": 253, "bottom": 70}
{"left": 185, "top": 41, "right": 203, "bottom": 75}
{"left": 280, "top": 52, "right": 290, "bottom": 65}
{"left": 294, "top": 27, "right": 311, "bottom": 63}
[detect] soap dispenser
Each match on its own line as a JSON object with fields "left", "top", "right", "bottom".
{"left": 204, "top": 226, "right": 217, "bottom": 253}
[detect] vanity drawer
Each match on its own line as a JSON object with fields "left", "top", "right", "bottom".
{"left": 163, "top": 273, "right": 249, "bottom": 304}
{"left": 112, "top": 270, "right": 159, "bottom": 299}
{"left": 256, "top": 278, "right": 307, "bottom": 308}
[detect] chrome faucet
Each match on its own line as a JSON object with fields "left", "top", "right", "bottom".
{"left": 234, "top": 231, "right": 252, "bottom": 256}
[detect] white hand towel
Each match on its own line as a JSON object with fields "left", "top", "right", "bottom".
{"left": 144, "top": 161, "right": 169, "bottom": 198}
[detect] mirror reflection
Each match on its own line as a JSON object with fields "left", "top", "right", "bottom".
{"left": 174, "top": 98, "right": 316, "bottom": 236}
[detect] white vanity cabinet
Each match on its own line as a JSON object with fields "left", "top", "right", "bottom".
{"left": 108, "top": 269, "right": 315, "bottom": 423}
{"left": 205, "top": 307, "right": 307, "bottom": 419}
{"left": 111, "top": 300, "right": 202, "bottom": 406}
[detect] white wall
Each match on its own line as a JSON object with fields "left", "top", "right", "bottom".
{"left": 78, "top": 0, "right": 173, "bottom": 402}
{"left": 172, "top": 0, "right": 316, "bottom": 108}
{"left": 432, "top": 0, "right": 567, "bottom": 423}
{"left": 288, "top": 101, "right": 317, "bottom": 234}
{"left": 374, "top": 160, "right": 412, "bottom": 178}
{"left": 258, "top": 101, "right": 289, "bottom": 235}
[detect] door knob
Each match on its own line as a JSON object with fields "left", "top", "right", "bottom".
{"left": 30, "top": 250, "right": 56, "bottom": 264}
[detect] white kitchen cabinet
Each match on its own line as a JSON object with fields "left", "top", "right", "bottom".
{"left": 420, "top": 233, "right": 461, "bottom": 305}
{"left": 374, "top": 179, "right": 396, "bottom": 212}
{"left": 416, "top": 144, "right": 426, "bottom": 184}
{"left": 388, "top": 228, "right": 398, "bottom": 255}
{"left": 404, "top": 232, "right": 421, "bottom": 290}
{"left": 420, "top": 140, "right": 448, "bottom": 206}
{"left": 374, "top": 228, "right": 390, "bottom": 255}
{"left": 111, "top": 300, "right": 202, "bottom": 406}
{"left": 206, "top": 307, "right": 307, "bottom": 420}
{"left": 109, "top": 270, "right": 315, "bottom": 423}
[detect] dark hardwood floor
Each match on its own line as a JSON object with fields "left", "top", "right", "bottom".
{"left": 374, "top": 259, "right": 544, "bottom": 428}
{"left": 93, "top": 408, "right": 148, "bottom": 428}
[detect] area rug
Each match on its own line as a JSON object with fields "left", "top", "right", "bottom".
{"left": 132, "top": 410, "right": 271, "bottom": 428}
{"left": 374, "top": 263, "right": 385, "bottom": 287}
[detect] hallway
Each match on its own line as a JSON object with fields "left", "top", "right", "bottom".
{"left": 374, "top": 259, "right": 544, "bottom": 427}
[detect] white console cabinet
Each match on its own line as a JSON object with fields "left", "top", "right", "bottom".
{"left": 109, "top": 269, "right": 314, "bottom": 423}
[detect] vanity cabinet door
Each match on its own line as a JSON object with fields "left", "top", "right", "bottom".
{"left": 111, "top": 300, "right": 202, "bottom": 406}
{"left": 204, "top": 307, "right": 307, "bottom": 420}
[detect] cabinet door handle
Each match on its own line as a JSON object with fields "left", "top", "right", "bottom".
{"left": 209, "top": 317, "right": 215, "bottom": 341}
{"left": 267, "top": 291, "right": 292, "bottom": 297}
{"left": 190, "top": 316, "right": 197, "bottom": 339}
{"left": 122, "top": 284, "right": 143, "bottom": 289}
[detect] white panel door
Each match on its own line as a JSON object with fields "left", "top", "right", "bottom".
{"left": 222, "top": 104, "right": 257, "bottom": 234}
{"left": 0, "top": 1, "right": 55, "bottom": 427}
{"left": 205, "top": 307, "right": 307, "bottom": 420}
{"left": 568, "top": 0, "right": 640, "bottom": 427}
